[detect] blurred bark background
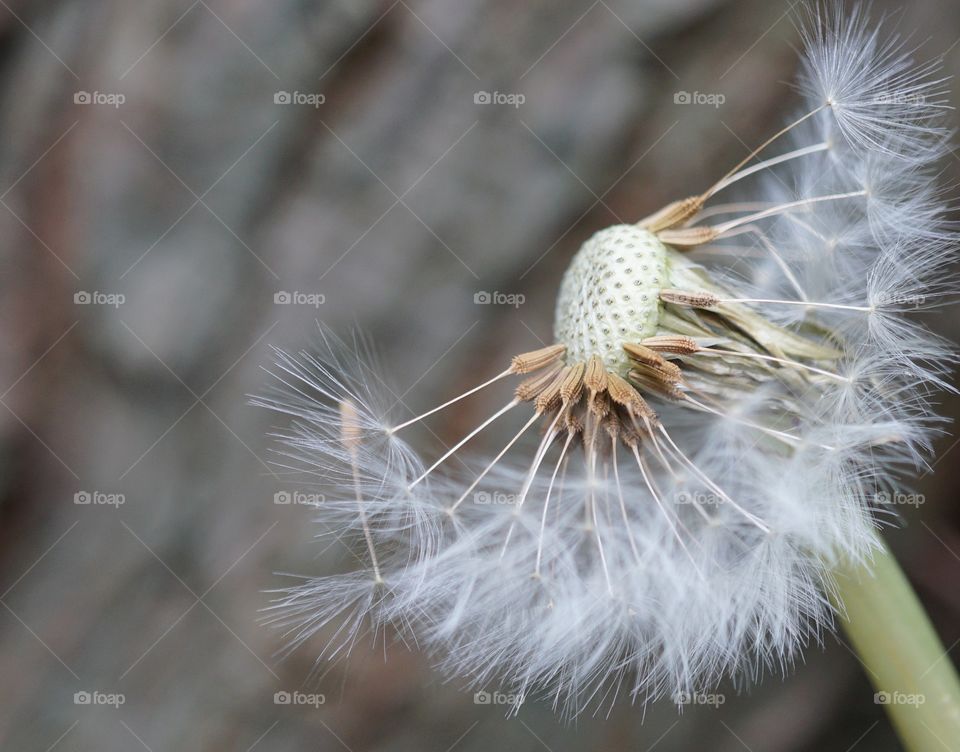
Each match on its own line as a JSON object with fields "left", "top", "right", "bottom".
{"left": 1, "top": 0, "right": 959, "bottom": 750}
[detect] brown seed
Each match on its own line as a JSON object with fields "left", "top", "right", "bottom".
{"left": 589, "top": 390, "right": 611, "bottom": 419}
{"left": 607, "top": 373, "right": 656, "bottom": 419}
{"left": 631, "top": 359, "right": 683, "bottom": 385}
{"left": 535, "top": 366, "right": 569, "bottom": 413}
{"left": 657, "top": 226, "right": 720, "bottom": 247}
{"left": 560, "top": 361, "right": 585, "bottom": 404}
{"left": 638, "top": 195, "right": 704, "bottom": 233}
{"left": 584, "top": 355, "right": 607, "bottom": 395}
{"left": 515, "top": 362, "right": 563, "bottom": 401}
{"left": 641, "top": 335, "right": 701, "bottom": 355}
{"left": 623, "top": 343, "right": 683, "bottom": 381}
{"left": 628, "top": 369, "right": 685, "bottom": 401}
{"left": 659, "top": 288, "right": 721, "bottom": 308}
{"left": 510, "top": 343, "right": 567, "bottom": 374}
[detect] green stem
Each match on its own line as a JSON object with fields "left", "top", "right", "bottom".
{"left": 833, "top": 536, "right": 960, "bottom": 751}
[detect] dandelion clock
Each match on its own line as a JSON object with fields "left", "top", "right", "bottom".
{"left": 256, "top": 4, "right": 960, "bottom": 748}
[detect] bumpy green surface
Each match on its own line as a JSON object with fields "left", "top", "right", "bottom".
{"left": 553, "top": 224, "right": 668, "bottom": 374}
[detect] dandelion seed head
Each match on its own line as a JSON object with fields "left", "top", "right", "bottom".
{"left": 260, "top": 2, "right": 957, "bottom": 717}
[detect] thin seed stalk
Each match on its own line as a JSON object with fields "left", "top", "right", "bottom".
{"left": 832, "top": 536, "right": 960, "bottom": 750}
